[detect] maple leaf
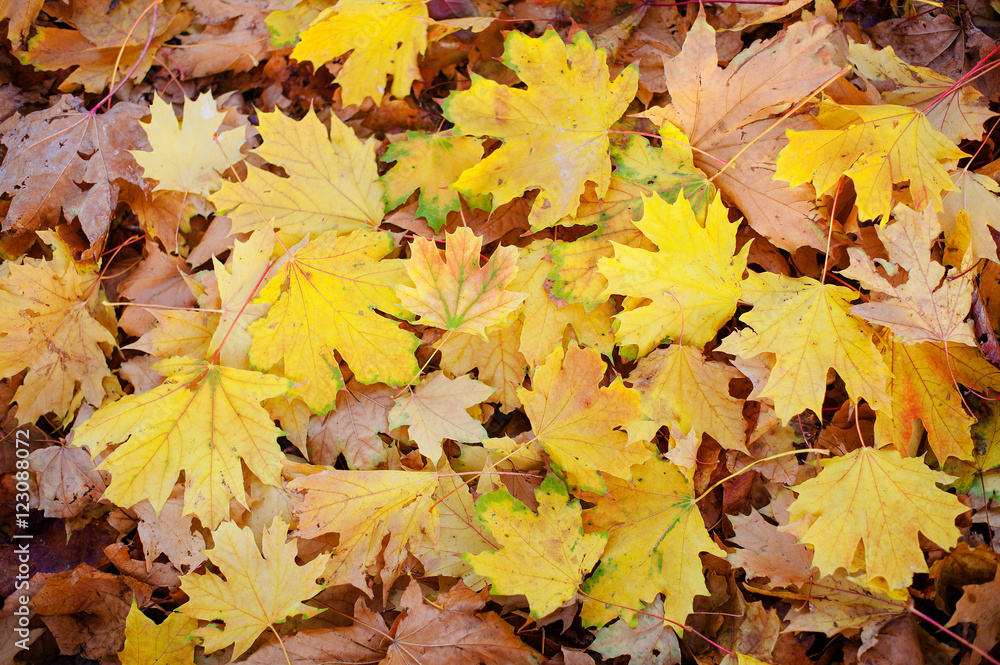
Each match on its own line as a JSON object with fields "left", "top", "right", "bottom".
{"left": 291, "top": 0, "right": 428, "bottom": 106}
{"left": 290, "top": 468, "right": 438, "bottom": 593}
{"left": 438, "top": 321, "right": 528, "bottom": 412}
{"left": 730, "top": 510, "right": 815, "bottom": 588}
{"left": 511, "top": 241, "right": 615, "bottom": 367}
{"left": 0, "top": 96, "right": 148, "bottom": 252}
{"left": 467, "top": 475, "right": 607, "bottom": 619}
{"left": 1, "top": 0, "right": 44, "bottom": 43}
{"left": 307, "top": 380, "right": 395, "bottom": 469}
{"left": 848, "top": 42, "right": 995, "bottom": 144}
{"left": 717, "top": 272, "right": 891, "bottom": 422}
{"left": 381, "top": 131, "right": 489, "bottom": 230}
{"left": 443, "top": 29, "right": 638, "bottom": 229}
{"left": 388, "top": 371, "right": 494, "bottom": 464}
{"left": 589, "top": 597, "right": 682, "bottom": 665}
{"left": 948, "top": 570, "right": 1000, "bottom": 662}
{"left": 783, "top": 572, "right": 904, "bottom": 636}
{"left": 386, "top": 580, "right": 543, "bottom": 664}
{"left": 0, "top": 233, "right": 116, "bottom": 424}
{"left": 940, "top": 170, "right": 1000, "bottom": 264}
{"left": 417, "top": 466, "right": 497, "bottom": 589}
{"left": 655, "top": 13, "right": 846, "bottom": 251}
{"left": 208, "top": 228, "right": 278, "bottom": 369}
{"left": 129, "top": 93, "right": 245, "bottom": 197}
{"left": 598, "top": 191, "right": 749, "bottom": 355}
{"left": 547, "top": 131, "right": 713, "bottom": 308}
{"left": 248, "top": 229, "right": 419, "bottom": 414}
{"left": 518, "top": 343, "right": 650, "bottom": 493}
{"left": 840, "top": 205, "right": 976, "bottom": 346}
{"left": 179, "top": 517, "right": 329, "bottom": 659}
{"left": 126, "top": 308, "right": 217, "bottom": 362}
{"left": 626, "top": 345, "right": 747, "bottom": 453}
{"left": 71, "top": 357, "right": 292, "bottom": 529}
{"left": 775, "top": 100, "right": 967, "bottom": 222}
{"left": 876, "top": 338, "right": 1000, "bottom": 463}
{"left": 210, "top": 109, "right": 384, "bottom": 242}
{"left": 581, "top": 458, "right": 726, "bottom": 630}
{"left": 118, "top": 601, "right": 196, "bottom": 665}
{"left": 787, "top": 447, "right": 965, "bottom": 591}
{"left": 395, "top": 227, "right": 527, "bottom": 337}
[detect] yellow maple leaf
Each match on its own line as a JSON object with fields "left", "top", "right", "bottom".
{"left": 519, "top": 343, "right": 650, "bottom": 493}
{"left": 438, "top": 321, "right": 527, "bottom": 412}
{"left": 125, "top": 309, "right": 217, "bottom": 361}
{"left": 848, "top": 42, "right": 995, "bottom": 144}
{"left": 443, "top": 29, "right": 638, "bottom": 229}
{"left": 248, "top": 229, "right": 419, "bottom": 414}
{"left": 467, "top": 475, "right": 607, "bottom": 619}
{"left": 547, "top": 130, "right": 713, "bottom": 308}
{"left": 512, "top": 241, "right": 615, "bottom": 368}
{"left": 598, "top": 192, "right": 749, "bottom": 356}
{"left": 129, "top": 93, "right": 244, "bottom": 197}
{"left": 388, "top": 371, "right": 494, "bottom": 464}
{"left": 208, "top": 229, "right": 277, "bottom": 369}
{"left": 787, "top": 447, "right": 965, "bottom": 591}
{"left": 940, "top": 170, "right": 1000, "bottom": 264}
{"left": 210, "top": 109, "right": 384, "bottom": 243}
{"left": 775, "top": 100, "right": 967, "bottom": 222}
{"left": 290, "top": 468, "right": 438, "bottom": 593}
{"left": 416, "top": 464, "right": 497, "bottom": 590}
{"left": 0, "top": 233, "right": 115, "bottom": 424}
{"left": 626, "top": 345, "right": 747, "bottom": 453}
{"left": 581, "top": 458, "right": 726, "bottom": 630}
{"left": 72, "top": 357, "right": 292, "bottom": 529}
{"left": 291, "top": 0, "right": 427, "bottom": 106}
{"left": 396, "top": 227, "right": 526, "bottom": 337}
{"left": 118, "top": 601, "right": 196, "bottom": 665}
{"left": 380, "top": 132, "right": 489, "bottom": 231}
{"left": 180, "top": 517, "right": 329, "bottom": 659}
{"left": 875, "top": 338, "right": 1000, "bottom": 462}
{"left": 717, "top": 272, "right": 891, "bottom": 422}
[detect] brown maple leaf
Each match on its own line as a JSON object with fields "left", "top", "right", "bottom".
{"left": 0, "top": 96, "right": 148, "bottom": 256}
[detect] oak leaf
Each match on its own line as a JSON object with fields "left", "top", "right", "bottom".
{"left": 292, "top": 0, "right": 428, "bottom": 106}
{"left": 0, "top": 234, "right": 116, "bottom": 423}
{"left": 840, "top": 205, "right": 975, "bottom": 346}
{"left": 519, "top": 343, "right": 650, "bottom": 493}
{"left": 388, "top": 371, "right": 494, "bottom": 464}
{"left": 775, "top": 101, "right": 967, "bottom": 222}
{"left": 787, "top": 447, "right": 965, "bottom": 591}
{"left": 72, "top": 357, "right": 291, "bottom": 529}
{"left": 581, "top": 458, "right": 725, "bottom": 629}
{"left": 717, "top": 272, "right": 891, "bottom": 422}
{"left": 381, "top": 132, "right": 489, "bottom": 230}
{"left": 179, "top": 517, "right": 329, "bottom": 659}
{"left": 129, "top": 93, "right": 245, "bottom": 197}
{"left": 119, "top": 602, "right": 196, "bottom": 665}
{"left": 443, "top": 29, "right": 638, "bottom": 229}
{"left": 210, "top": 109, "right": 384, "bottom": 242}
{"left": 396, "top": 227, "right": 526, "bottom": 336}
{"left": 290, "top": 468, "right": 438, "bottom": 593}
{"left": 598, "top": 192, "right": 749, "bottom": 355}
{"left": 467, "top": 475, "right": 607, "bottom": 619}
{"left": 248, "top": 229, "right": 419, "bottom": 414}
